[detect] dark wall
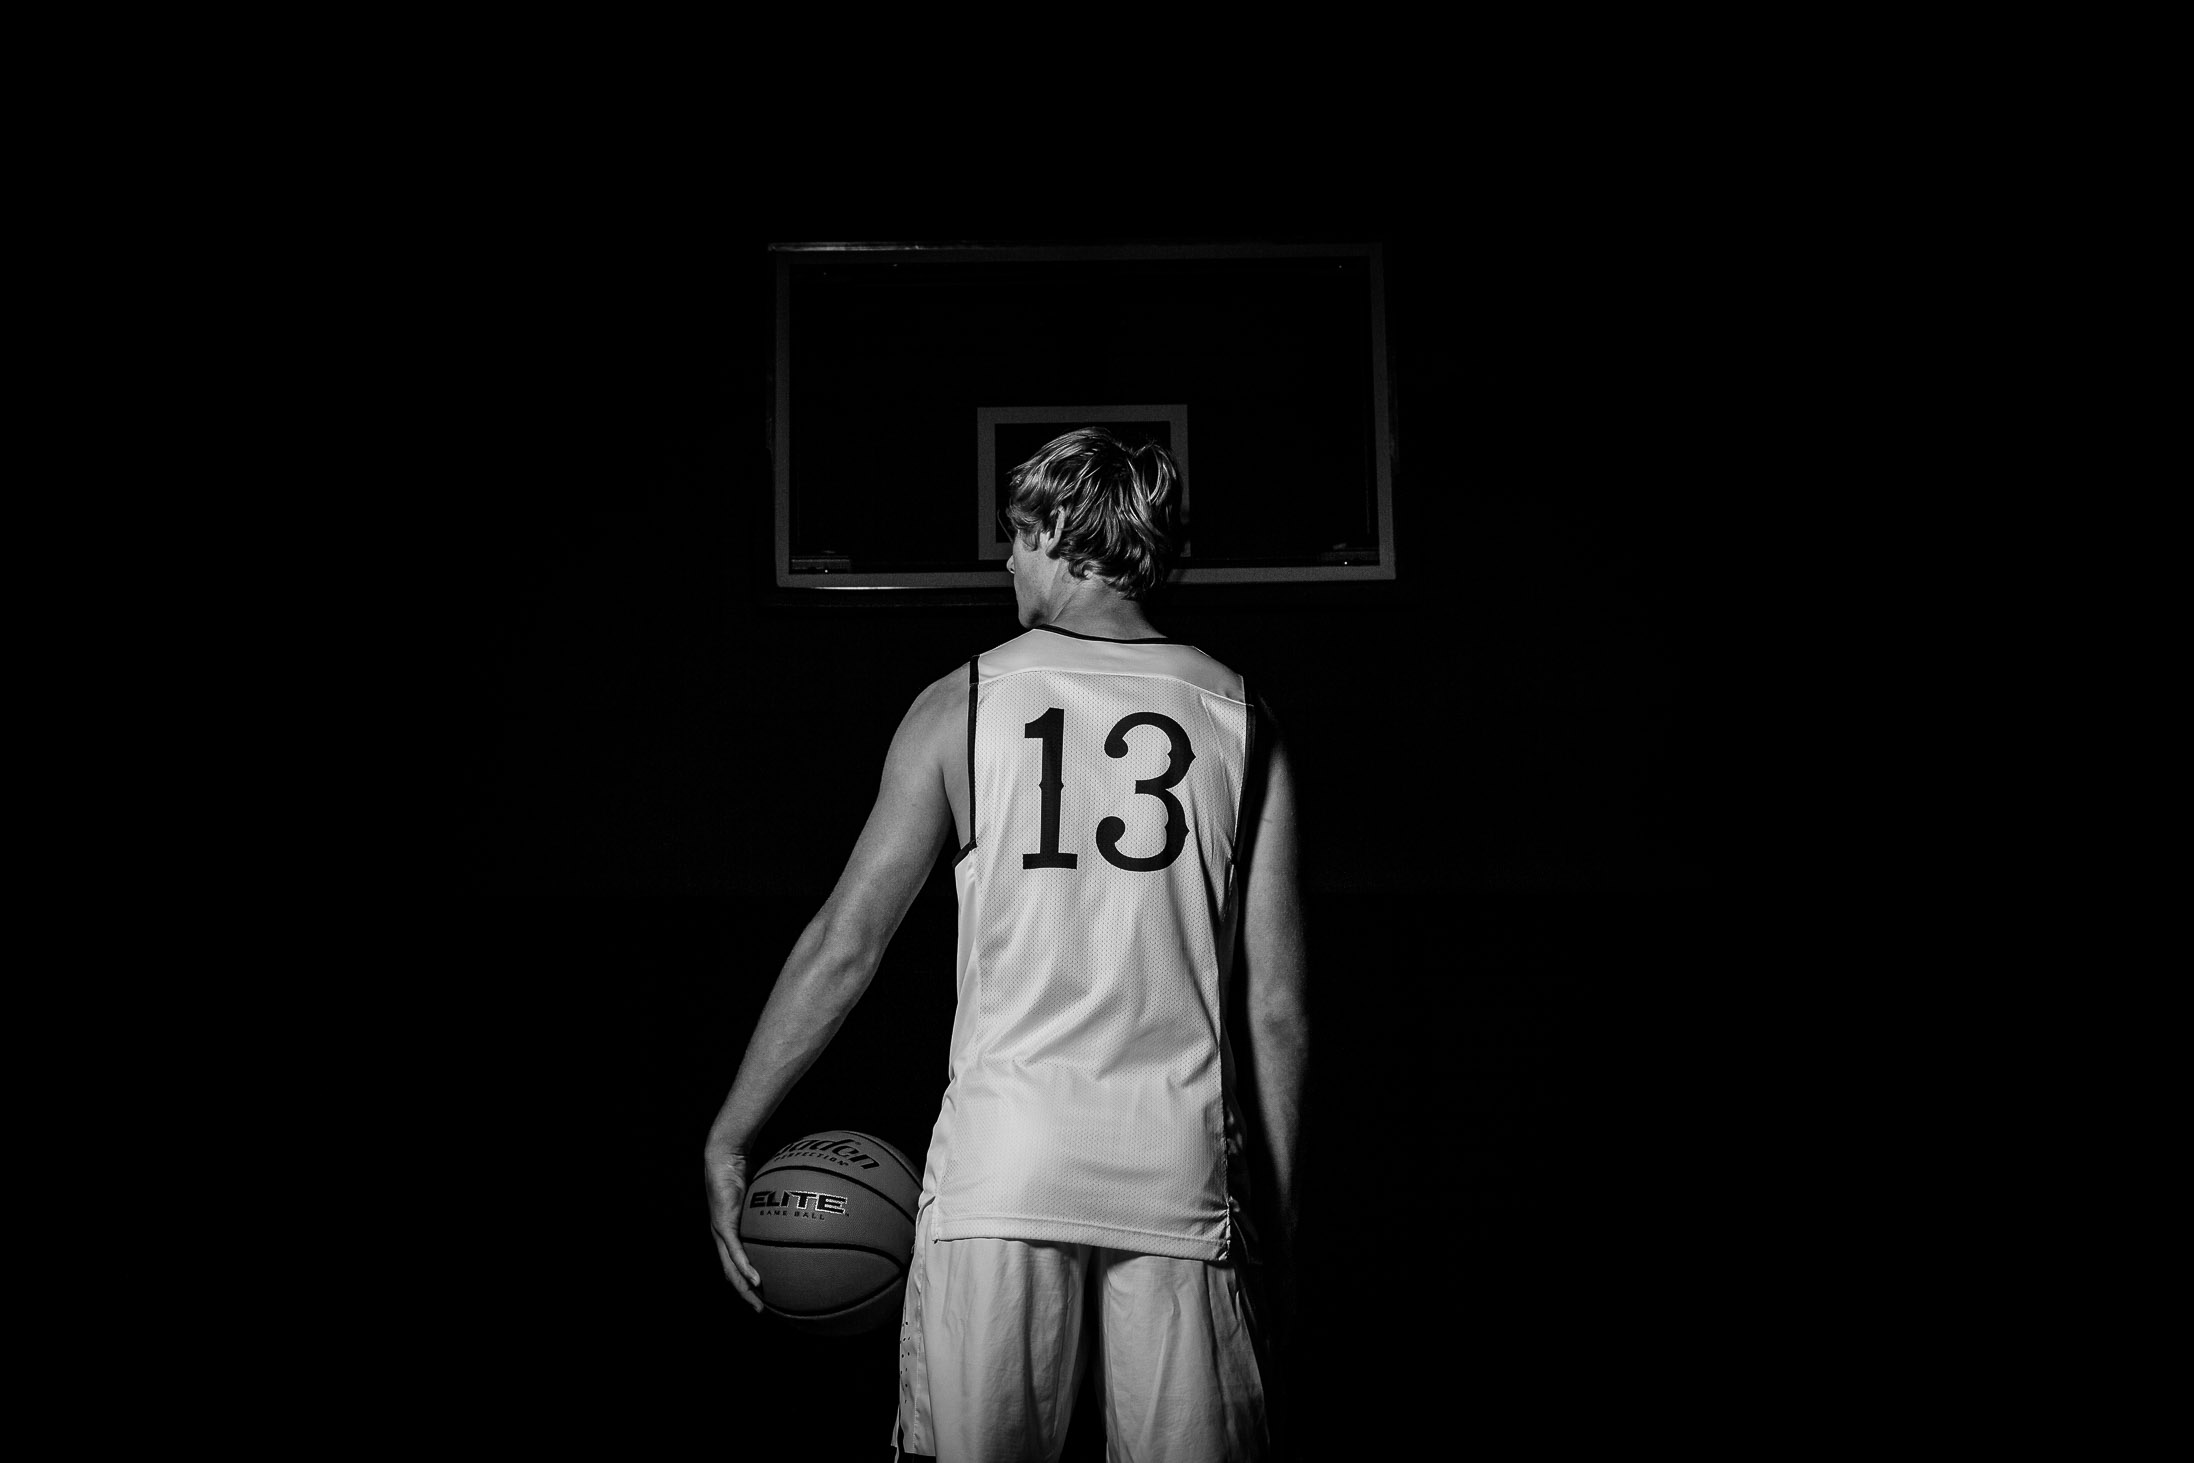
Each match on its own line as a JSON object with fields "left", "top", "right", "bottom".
{"left": 425, "top": 203, "right": 1784, "bottom": 1453}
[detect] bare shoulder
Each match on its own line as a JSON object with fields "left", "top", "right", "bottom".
{"left": 885, "top": 663, "right": 972, "bottom": 771}
{"left": 909, "top": 663, "right": 970, "bottom": 727}
{"left": 1242, "top": 689, "right": 1297, "bottom": 835}
{"left": 1252, "top": 690, "right": 1292, "bottom": 768}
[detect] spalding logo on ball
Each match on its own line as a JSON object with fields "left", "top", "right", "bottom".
{"left": 742, "top": 1130, "right": 921, "bottom": 1335}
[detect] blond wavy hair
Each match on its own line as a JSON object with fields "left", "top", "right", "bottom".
{"left": 1002, "top": 428, "right": 1182, "bottom": 599}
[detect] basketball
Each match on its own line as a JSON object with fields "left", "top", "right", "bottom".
{"left": 741, "top": 1129, "right": 921, "bottom": 1335}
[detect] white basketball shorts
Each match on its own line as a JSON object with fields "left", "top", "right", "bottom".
{"left": 891, "top": 1200, "right": 1271, "bottom": 1462}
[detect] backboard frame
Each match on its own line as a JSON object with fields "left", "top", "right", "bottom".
{"left": 770, "top": 240, "right": 1396, "bottom": 591}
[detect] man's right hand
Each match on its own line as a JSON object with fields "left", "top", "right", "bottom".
{"left": 704, "top": 1145, "right": 765, "bottom": 1313}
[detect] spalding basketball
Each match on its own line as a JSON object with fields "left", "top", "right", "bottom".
{"left": 742, "top": 1130, "right": 921, "bottom": 1335}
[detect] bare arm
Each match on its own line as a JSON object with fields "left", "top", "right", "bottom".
{"left": 703, "top": 675, "right": 959, "bottom": 1309}
{"left": 1237, "top": 699, "right": 1308, "bottom": 1297}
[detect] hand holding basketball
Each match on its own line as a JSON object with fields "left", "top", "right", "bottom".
{"left": 704, "top": 1144, "right": 765, "bottom": 1312}
{"left": 739, "top": 1131, "right": 920, "bottom": 1334}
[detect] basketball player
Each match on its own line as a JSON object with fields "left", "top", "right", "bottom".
{"left": 703, "top": 429, "right": 1307, "bottom": 1461}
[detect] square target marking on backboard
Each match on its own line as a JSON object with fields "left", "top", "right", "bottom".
{"left": 976, "top": 405, "right": 1191, "bottom": 562}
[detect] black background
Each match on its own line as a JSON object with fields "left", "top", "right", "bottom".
{"left": 414, "top": 173, "right": 1821, "bottom": 1455}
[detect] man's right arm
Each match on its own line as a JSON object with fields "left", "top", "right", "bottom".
{"left": 701, "top": 671, "right": 961, "bottom": 1312}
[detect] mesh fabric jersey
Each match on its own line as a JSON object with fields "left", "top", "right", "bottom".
{"left": 918, "top": 625, "right": 1258, "bottom": 1261}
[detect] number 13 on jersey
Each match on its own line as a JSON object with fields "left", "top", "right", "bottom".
{"left": 1020, "top": 707, "right": 1196, "bottom": 874}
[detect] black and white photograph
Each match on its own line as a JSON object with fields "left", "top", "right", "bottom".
{"left": 431, "top": 183, "right": 1778, "bottom": 1457}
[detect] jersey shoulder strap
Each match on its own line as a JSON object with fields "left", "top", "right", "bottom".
{"left": 957, "top": 654, "right": 979, "bottom": 864}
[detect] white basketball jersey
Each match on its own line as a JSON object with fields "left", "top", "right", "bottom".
{"left": 919, "top": 625, "right": 1257, "bottom": 1261}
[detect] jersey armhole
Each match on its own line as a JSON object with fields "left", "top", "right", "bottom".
{"left": 1235, "top": 676, "right": 1258, "bottom": 844}
{"left": 954, "top": 654, "right": 979, "bottom": 866}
